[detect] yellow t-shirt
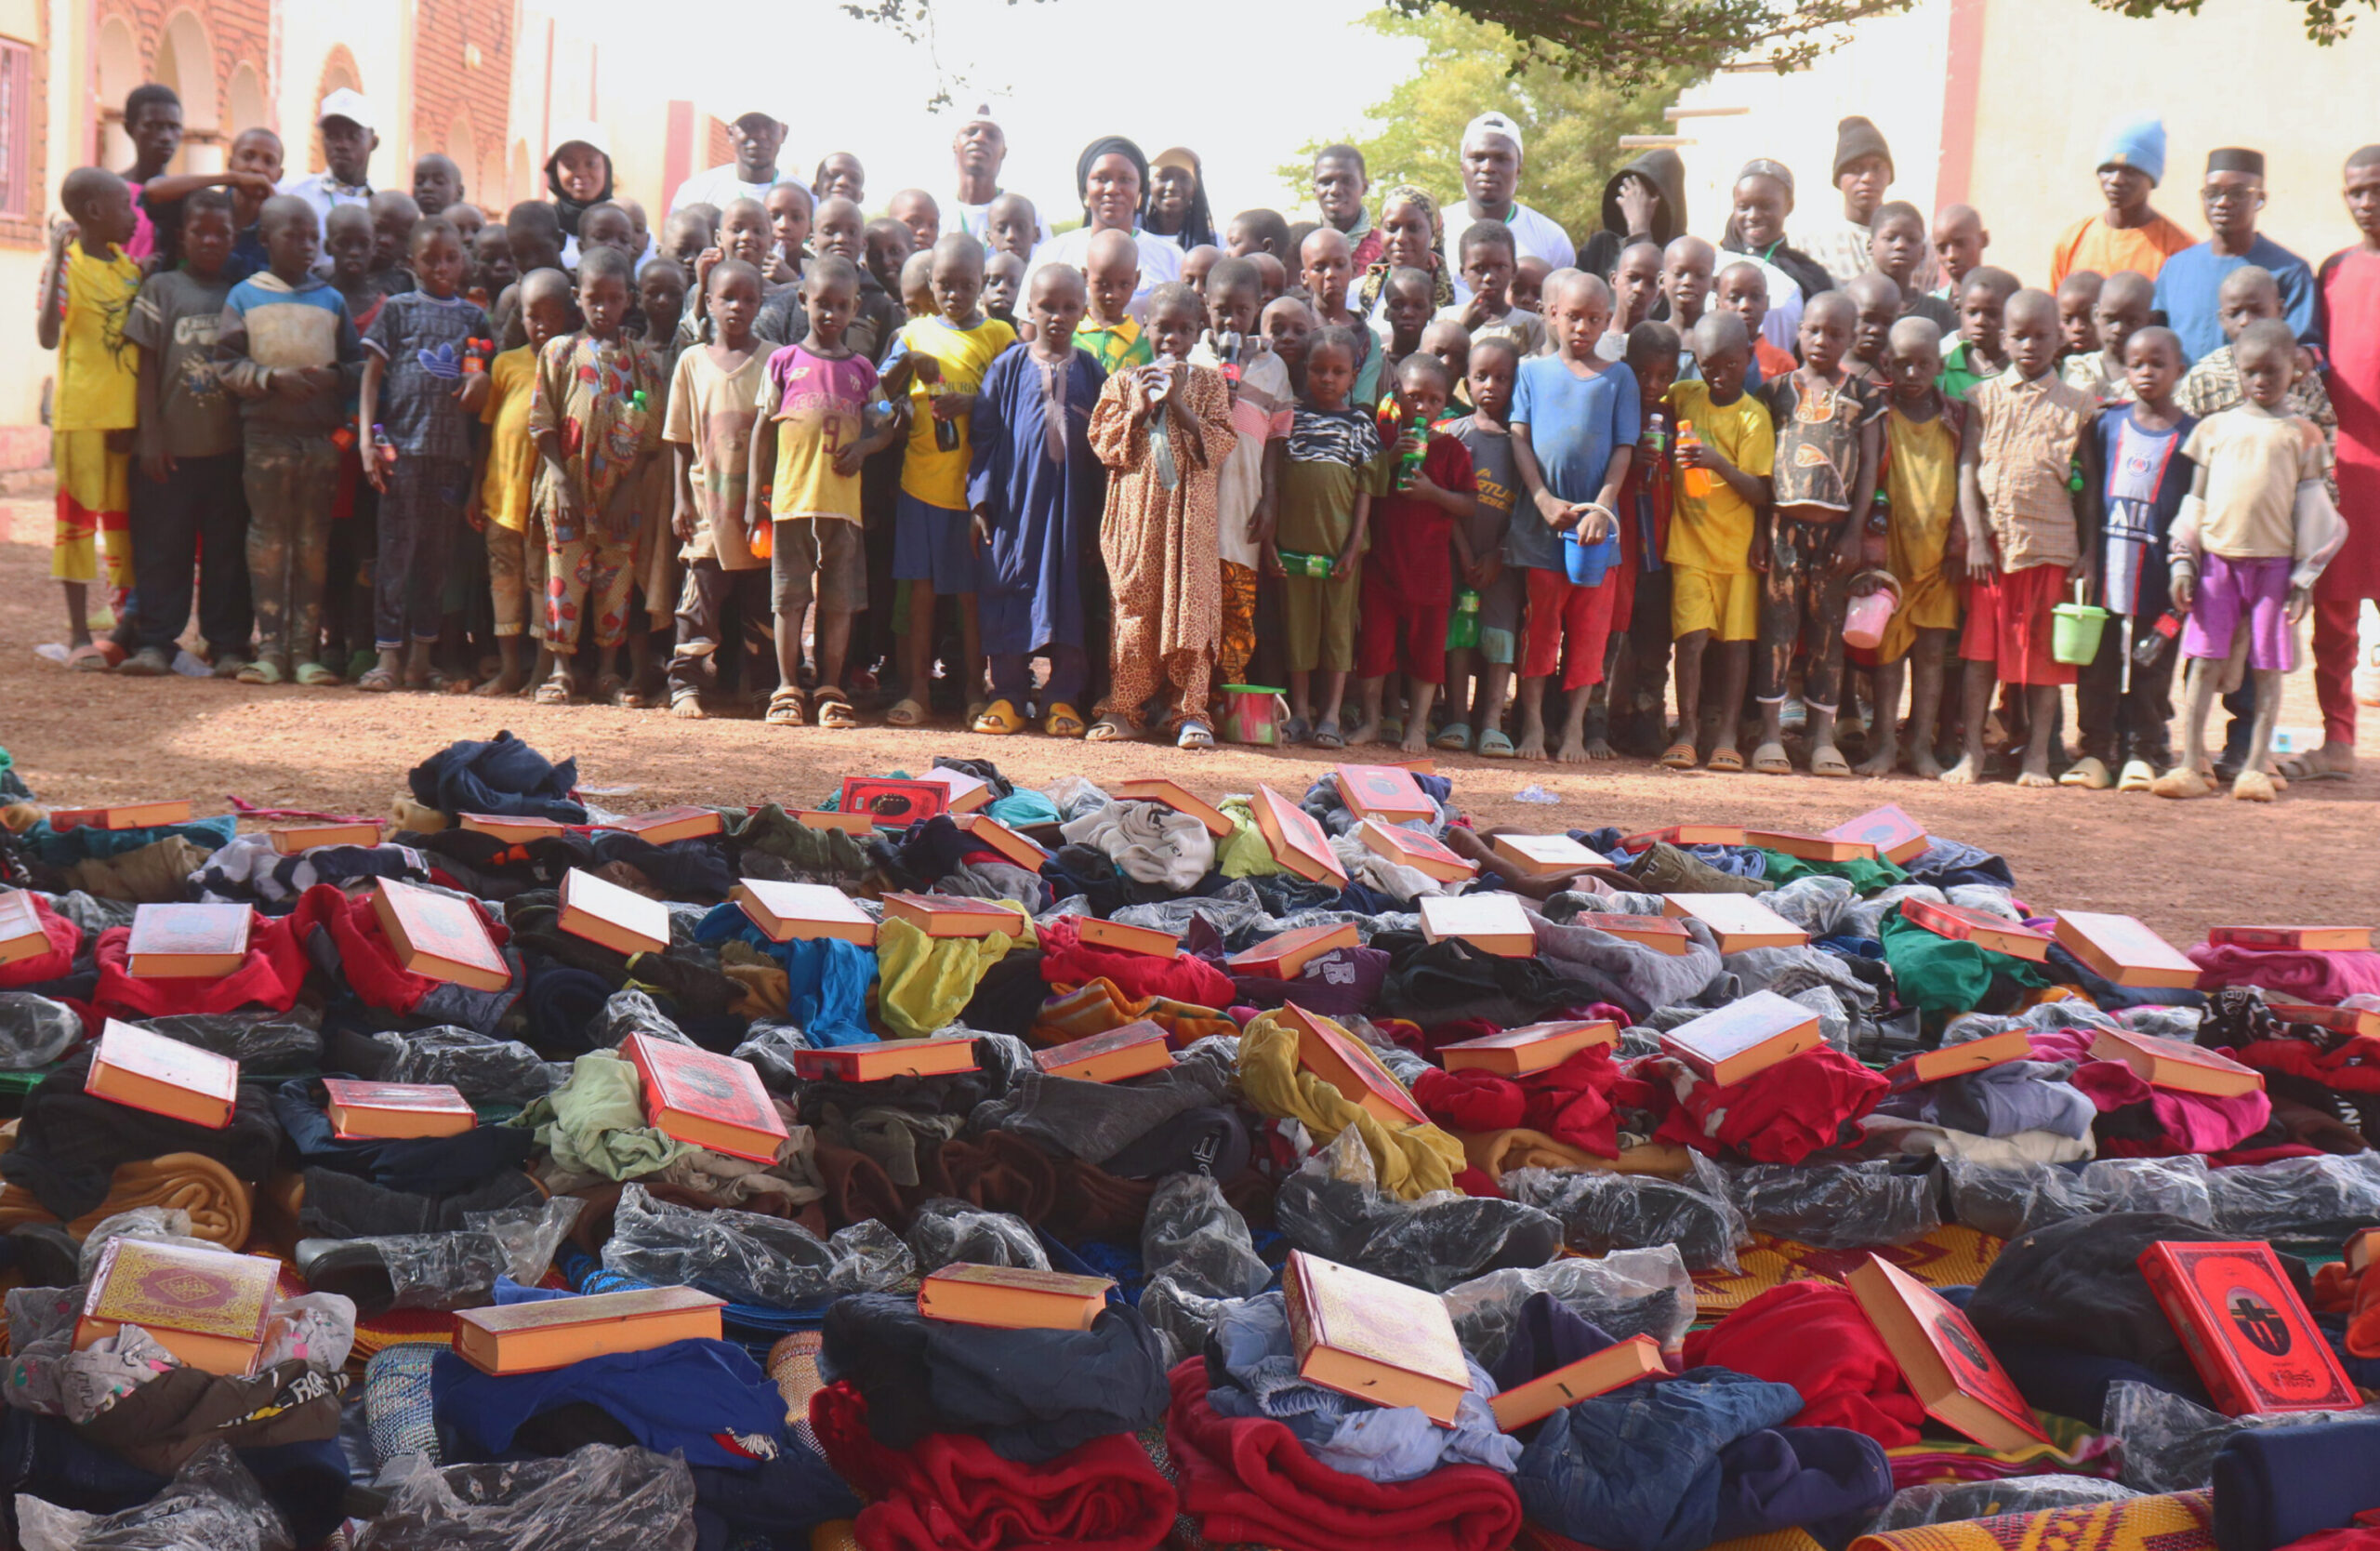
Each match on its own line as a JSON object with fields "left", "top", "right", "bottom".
{"left": 55, "top": 245, "right": 142, "bottom": 432}
{"left": 1664, "top": 379, "right": 1774, "bottom": 574}
{"left": 891, "top": 313, "right": 1016, "bottom": 509}
{"left": 477, "top": 346, "right": 538, "bottom": 532}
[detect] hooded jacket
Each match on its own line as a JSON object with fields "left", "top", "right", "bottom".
{"left": 1580, "top": 149, "right": 1687, "bottom": 281}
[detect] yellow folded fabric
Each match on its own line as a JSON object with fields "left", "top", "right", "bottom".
{"left": 1236, "top": 1011, "right": 1463, "bottom": 1200}
{"left": 874, "top": 902, "right": 1033, "bottom": 1041}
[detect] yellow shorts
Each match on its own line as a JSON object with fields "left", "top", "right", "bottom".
{"left": 1671, "top": 562, "right": 1758, "bottom": 643}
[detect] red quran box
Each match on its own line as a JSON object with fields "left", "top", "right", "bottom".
{"left": 1885, "top": 1027, "right": 2034, "bottom": 1087}
{"left": 1420, "top": 893, "right": 1534, "bottom": 957}
{"left": 2137, "top": 1239, "right": 2358, "bottom": 1414}
{"left": 1660, "top": 894, "right": 1808, "bottom": 952}
{"left": 1077, "top": 918, "right": 1180, "bottom": 959}
{"left": 602, "top": 806, "right": 723, "bottom": 845}
{"left": 1440, "top": 1020, "right": 1619, "bottom": 1076}
{"left": 1488, "top": 1334, "right": 1666, "bottom": 1431}
{"left": 1114, "top": 777, "right": 1234, "bottom": 839}
{"left": 372, "top": 878, "right": 511, "bottom": 991}
{"left": 2089, "top": 1027, "right": 2265, "bottom": 1098}
{"left": 1284, "top": 1250, "right": 1470, "bottom": 1425}
{"left": 1847, "top": 1253, "right": 2050, "bottom": 1451}
{"left": 86, "top": 1019, "right": 239, "bottom": 1128}
{"left": 1034, "top": 1021, "right": 1176, "bottom": 1083}
{"left": 1823, "top": 804, "right": 1929, "bottom": 866}
{"left": 1331, "top": 763, "right": 1435, "bottom": 823}
{"left": 49, "top": 799, "right": 193, "bottom": 831}
{"left": 1490, "top": 833, "right": 1606, "bottom": 877}
{"left": 730, "top": 880, "right": 877, "bottom": 947}
{"left": 1357, "top": 818, "right": 1478, "bottom": 884}
{"left": 0, "top": 888, "right": 47, "bottom": 966}
{"left": 2207, "top": 926, "right": 2373, "bottom": 952}
{"left": 881, "top": 892, "right": 1023, "bottom": 939}
{"left": 2267, "top": 1001, "right": 2380, "bottom": 1037}
{"left": 2053, "top": 910, "right": 2199, "bottom": 989}
{"left": 1586, "top": 914, "right": 1694, "bottom": 956}
{"left": 126, "top": 902, "right": 253, "bottom": 978}
{"left": 459, "top": 813, "right": 574, "bottom": 842}
{"left": 1281, "top": 1002, "right": 1427, "bottom": 1127}
{"left": 1902, "top": 898, "right": 2054, "bottom": 963}
{"left": 1743, "top": 829, "right": 1881, "bottom": 864}
{"left": 270, "top": 820, "right": 383, "bottom": 854}
{"left": 838, "top": 776, "right": 950, "bottom": 829}
{"left": 791, "top": 1036, "right": 980, "bottom": 1082}
{"left": 1659, "top": 992, "right": 1822, "bottom": 1085}
{"left": 1228, "top": 922, "right": 1359, "bottom": 980}
{"left": 558, "top": 868, "right": 670, "bottom": 957}
{"left": 1618, "top": 824, "right": 1745, "bottom": 855}
{"left": 1252, "top": 785, "right": 1349, "bottom": 886}
{"left": 624, "top": 1031, "right": 788, "bottom": 1162}
{"left": 324, "top": 1080, "right": 475, "bottom": 1139}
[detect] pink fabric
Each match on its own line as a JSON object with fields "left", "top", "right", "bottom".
{"left": 2041, "top": 1028, "right": 2274, "bottom": 1155}
{"left": 2188, "top": 943, "right": 2380, "bottom": 1003}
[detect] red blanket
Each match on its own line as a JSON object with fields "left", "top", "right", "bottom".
{"left": 0, "top": 893, "right": 80, "bottom": 987}
{"left": 812, "top": 1382, "right": 1174, "bottom": 1551}
{"left": 1038, "top": 915, "right": 1236, "bottom": 1008}
{"left": 287, "top": 882, "right": 513, "bottom": 1015}
{"left": 91, "top": 909, "right": 305, "bottom": 1017}
{"left": 1681, "top": 1281, "right": 1926, "bottom": 1446}
{"left": 1164, "top": 1361, "right": 1521, "bottom": 1551}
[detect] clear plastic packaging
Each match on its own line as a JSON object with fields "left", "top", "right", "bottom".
{"left": 589, "top": 989, "right": 694, "bottom": 1051}
{"left": 1757, "top": 875, "right": 1858, "bottom": 937}
{"left": 355, "top": 1443, "right": 697, "bottom": 1551}
{"left": 77, "top": 1207, "right": 206, "bottom": 1281}
{"left": 375, "top": 1026, "right": 561, "bottom": 1105}
{"left": 601, "top": 1183, "right": 913, "bottom": 1308}
{"left": 1142, "top": 1173, "right": 1268, "bottom": 1301}
{"left": 2207, "top": 1152, "right": 2380, "bottom": 1240}
{"left": 731, "top": 1023, "right": 811, "bottom": 1093}
{"left": 135, "top": 1013, "right": 322, "bottom": 1070}
{"left": 464, "top": 1196, "right": 585, "bottom": 1288}
{"left": 1945, "top": 1157, "right": 2220, "bottom": 1239}
{"left": 1138, "top": 1277, "right": 1236, "bottom": 1369}
{"left": 1727, "top": 1160, "right": 1942, "bottom": 1249}
{"left": 1502, "top": 1153, "right": 1750, "bottom": 1273}
{"left": 1840, "top": 884, "right": 1948, "bottom": 943}
{"left": 0, "top": 993, "right": 81, "bottom": 1069}
{"left": 258, "top": 1291, "right": 357, "bottom": 1371}
{"left": 1274, "top": 1128, "right": 1562, "bottom": 1292}
{"left": 2106, "top": 1380, "right": 2380, "bottom": 1494}
{"left": 1866, "top": 1476, "right": 2140, "bottom": 1531}
{"left": 904, "top": 1199, "right": 1049, "bottom": 1274}
{"left": 18, "top": 1441, "right": 295, "bottom": 1551}
{"left": 372, "top": 1231, "right": 509, "bottom": 1310}
{"left": 2079, "top": 1156, "right": 2213, "bottom": 1221}
{"left": 1443, "top": 1246, "right": 1697, "bottom": 1364}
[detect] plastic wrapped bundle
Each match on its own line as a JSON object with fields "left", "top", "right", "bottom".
{"left": 2207, "top": 1153, "right": 2380, "bottom": 1240}
{"left": 465, "top": 1196, "right": 584, "bottom": 1288}
{"left": 354, "top": 1444, "right": 696, "bottom": 1551}
{"left": 1504, "top": 1154, "right": 1750, "bottom": 1273}
{"left": 2081, "top": 1157, "right": 2213, "bottom": 1221}
{"left": 588, "top": 989, "right": 695, "bottom": 1050}
{"left": 135, "top": 1013, "right": 322, "bottom": 1071}
{"left": 1140, "top": 1277, "right": 1238, "bottom": 1368}
{"left": 17, "top": 1442, "right": 294, "bottom": 1551}
{"left": 1275, "top": 1128, "right": 1561, "bottom": 1292}
{"left": 366, "top": 1230, "right": 509, "bottom": 1310}
{"left": 1143, "top": 1173, "right": 1269, "bottom": 1301}
{"left": 732, "top": 1023, "right": 811, "bottom": 1092}
{"left": 1728, "top": 1161, "right": 1942, "bottom": 1250}
{"left": 0, "top": 994, "right": 82, "bottom": 1070}
{"left": 1946, "top": 1157, "right": 2218, "bottom": 1239}
{"left": 1865, "top": 1475, "right": 2140, "bottom": 1531}
{"left": 602, "top": 1184, "right": 914, "bottom": 1308}
{"left": 1443, "top": 1247, "right": 1697, "bottom": 1365}
{"left": 373, "top": 1026, "right": 561, "bottom": 1105}
{"left": 905, "top": 1199, "right": 1049, "bottom": 1274}
{"left": 2105, "top": 1381, "right": 2380, "bottom": 1494}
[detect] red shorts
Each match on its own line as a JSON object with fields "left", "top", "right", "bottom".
{"left": 1960, "top": 563, "right": 2075, "bottom": 687}
{"left": 1521, "top": 564, "right": 1618, "bottom": 691}
{"left": 1355, "top": 568, "right": 1449, "bottom": 683}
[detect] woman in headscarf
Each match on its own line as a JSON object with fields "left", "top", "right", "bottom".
{"left": 1722, "top": 158, "right": 1832, "bottom": 353}
{"left": 1143, "top": 147, "right": 1218, "bottom": 250}
{"left": 545, "top": 120, "right": 654, "bottom": 269}
{"left": 1023, "top": 135, "right": 1184, "bottom": 314}
{"left": 1355, "top": 183, "right": 1468, "bottom": 319}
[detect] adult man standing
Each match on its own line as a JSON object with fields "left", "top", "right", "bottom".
{"left": 1442, "top": 112, "right": 1575, "bottom": 276}
{"left": 2308, "top": 145, "right": 2380, "bottom": 777}
{"left": 1311, "top": 144, "right": 1382, "bottom": 271}
{"left": 278, "top": 88, "right": 376, "bottom": 242}
{"left": 2153, "top": 148, "right": 2317, "bottom": 363}
{"left": 669, "top": 111, "right": 788, "bottom": 213}
{"left": 2049, "top": 114, "right": 2196, "bottom": 289}
{"left": 948, "top": 106, "right": 1050, "bottom": 248}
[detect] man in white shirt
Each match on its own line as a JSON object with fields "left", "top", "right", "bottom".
{"left": 1443, "top": 112, "right": 1576, "bottom": 276}
{"left": 948, "top": 107, "right": 1051, "bottom": 249}
{"left": 278, "top": 87, "right": 377, "bottom": 258}
{"left": 669, "top": 111, "right": 789, "bottom": 213}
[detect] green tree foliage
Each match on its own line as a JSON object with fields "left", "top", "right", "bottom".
{"left": 1279, "top": 6, "right": 1693, "bottom": 248}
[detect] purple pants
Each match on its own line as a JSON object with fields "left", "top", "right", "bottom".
{"left": 2183, "top": 553, "right": 2295, "bottom": 671}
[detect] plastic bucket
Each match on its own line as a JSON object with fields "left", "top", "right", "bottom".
{"left": 1220, "top": 685, "right": 1289, "bottom": 746}
{"left": 1562, "top": 528, "right": 1619, "bottom": 587}
{"left": 1841, "top": 573, "right": 1900, "bottom": 650}
{"left": 2051, "top": 580, "right": 2109, "bottom": 666}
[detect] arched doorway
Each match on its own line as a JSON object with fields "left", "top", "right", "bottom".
{"left": 224, "top": 63, "right": 266, "bottom": 148}
{"left": 311, "top": 46, "right": 361, "bottom": 173}
{"left": 94, "top": 13, "right": 139, "bottom": 168}
{"left": 446, "top": 107, "right": 480, "bottom": 208}
{"left": 154, "top": 10, "right": 219, "bottom": 174}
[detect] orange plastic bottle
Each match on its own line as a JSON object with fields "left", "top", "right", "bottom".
{"left": 1676, "top": 420, "right": 1712, "bottom": 499}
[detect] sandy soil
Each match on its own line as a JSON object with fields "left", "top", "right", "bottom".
{"left": 6, "top": 496, "right": 2376, "bottom": 944}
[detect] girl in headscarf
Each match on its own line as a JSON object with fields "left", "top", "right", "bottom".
{"left": 1355, "top": 184, "right": 1463, "bottom": 317}
{"left": 545, "top": 120, "right": 655, "bottom": 270}
{"left": 1022, "top": 135, "right": 1183, "bottom": 313}
{"left": 1143, "top": 147, "right": 1218, "bottom": 250}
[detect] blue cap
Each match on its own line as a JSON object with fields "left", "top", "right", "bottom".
{"left": 2096, "top": 115, "right": 2166, "bottom": 185}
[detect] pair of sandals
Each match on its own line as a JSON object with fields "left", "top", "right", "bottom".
{"left": 1659, "top": 740, "right": 1748, "bottom": 774}
{"left": 768, "top": 686, "right": 862, "bottom": 728}
{"left": 236, "top": 658, "right": 339, "bottom": 687}
{"left": 1281, "top": 716, "right": 1346, "bottom": 749}
{"left": 1083, "top": 716, "right": 1214, "bottom": 749}
{"left": 972, "top": 700, "right": 1090, "bottom": 738}
{"left": 1747, "top": 741, "right": 1848, "bottom": 776}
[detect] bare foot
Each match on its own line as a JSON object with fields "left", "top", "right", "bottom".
{"left": 2313, "top": 741, "right": 2358, "bottom": 776}
{"left": 475, "top": 670, "right": 527, "bottom": 697}
{"left": 1938, "top": 756, "right": 1982, "bottom": 785}
{"left": 1585, "top": 736, "right": 1617, "bottom": 761}
{"left": 1516, "top": 726, "right": 1549, "bottom": 762}
{"left": 1398, "top": 722, "right": 1430, "bottom": 755}
{"left": 2015, "top": 768, "right": 2056, "bottom": 789}
{"left": 1343, "top": 716, "right": 1381, "bottom": 747}
{"left": 1556, "top": 734, "right": 1591, "bottom": 764}
{"left": 1855, "top": 740, "right": 1899, "bottom": 777}
{"left": 669, "top": 696, "right": 707, "bottom": 720}
{"left": 1911, "top": 746, "right": 1945, "bottom": 780}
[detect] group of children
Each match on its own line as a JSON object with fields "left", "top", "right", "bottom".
{"left": 35, "top": 91, "right": 2362, "bottom": 799}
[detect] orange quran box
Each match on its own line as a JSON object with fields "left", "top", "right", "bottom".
{"left": 796, "top": 809, "right": 877, "bottom": 837}
{"left": 1253, "top": 786, "right": 1349, "bottom": 886}
{"left": 48, "top": 799, "right": 193, "bottom": 831}
{"left": 918, "top": 1264, "right": 1116, "bottom": 1331}
{"left": 1901, "top": 898, "right": 2053, "bottom": 963}
{"left": 1659, "top": 992, "right": 1822, "bottom": 1086}
{"left": 2053, "top": 910, "right": 2199, "bottom": 989}
{"left": 1419, "top": 893, "right": 1534, "bottom": 957}
{"left": 791, "top": 1036, "right": 980, "bottom": 1082}
{"left": 1077, "top": 918, "right": 1181, "bottom": 959}
{"left": 2346, "top": 1227, "right": 2379, "bottom": 1276}
{"left": 558, "top": 868, "right": 671, "bottom": 957}
{"left": 839, "top": 776, "right": 950, "bottom": 829}
{"left": 602, "top": 805, "right": 724, "bottom": 845}
{"left": 1282, "top": 1002, "right": 1427, "bottom": 1127}
{"left": 458, "top": 813, "right": 575, "bottom": 842}
{"left": 372, "top": 879, "right": 511, "bottom": 992}
{"left": 1823, "top": 803, "right": 1930, "bottom": 866}
{"left": 86, "top": 1019, "right": 239, "bottom": 1127}
{"left": 882, "top": 892, "right": 1025, "bottom": 939}
{"left": 1586, "top": 914, "right": 1694, "bottom": 956}
{"left": 2207, "top": 925, "right": 2373, "bottom": 953}
{"left": 0, "top": 888, "right": 46, "bottom": 966}
{"left": 2137, "top": 1239, "right": 2358, "bottom": 1414}
{"left": 1744, "top": 829, "right": 1881, "bottom": 864}
{"left": 1618, "top": 824, "right": 1744, "bottom": 855}
{"left": 731, "top": 880, "right": 877, "bottom": 946}
{"left": 1034, "top": 1021, "right": 1177, "bottom": 1083}
{"left": 1847, "top": 1253, "right": 2050, "bottom": 1452}
{"left": 1490, "top": 833, "right": 1607, "bottom": 877}
{"left": 1489, "top": 1334, "right": 1666, "bottom": 1431}
{"left": 453, "top": 1285, "right": 726, "bottom": 1376}
{"left": 1440, "top": 1020, "right": 1619, "bottom": 1076}
{"left": 914, "top": 768, "right": 995, "bottom": 815}
{"left": 76, "top": 1239, "right": 280, "bottom": 1375}
{"left": 1660, "top": 894, "right": 1808, "bottom": 952}
{"left": 1885, "top": 1027, "right": 2034, "bottom": 1087}
{"left": 324, "top": 1080, "right": 475, "bottom": 1139}
{"left": 953, "top": 813, "right": 1047, "bottom": 871}
{"left": 2089, "top": 1027, "right": 2265, "bottom": 1098}
{"left": 625, "top": 1031, "right": 789, "bottom": 1162}
{"left": 1228, "top": 922, "right": 1360, "bottom": 980}
{"left": 1358, "top": 819, "right": 1478, "bottom": 884}
{"left": 126, "top": 902, "right": 252, "bottom": 978}
{"left": 1115, "top": 778, "right": 1234, "bottom": 839}
{"left": 1284, "top": 1250, "right": 1469, "bottom": 1425}
{"left": 270, "top": 821, "right": 383, "bottom": 854}
{"left": 2267, "top": 1001, "right": 2380, "bottom": 1038}
{"left": 1332, "top": 763, "right": 1435, "bottom": 822}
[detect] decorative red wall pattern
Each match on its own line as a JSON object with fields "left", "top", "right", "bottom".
{"left": 411, "top": 0, "right": 514, "bottom": 199}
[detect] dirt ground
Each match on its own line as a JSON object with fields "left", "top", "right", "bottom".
{"left": 6, "top": 496, "right": 2376, "bottom": 944}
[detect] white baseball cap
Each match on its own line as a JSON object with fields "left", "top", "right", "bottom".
{"left": 317, "top": 87, "right": 375, "bottom": 133}
{"left": 1462, "top": 111, "right": 1525, "bottom": 158}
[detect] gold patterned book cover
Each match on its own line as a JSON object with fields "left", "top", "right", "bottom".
{"left": 82, "top": 1239, "right": 277, "bottom": 1340}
